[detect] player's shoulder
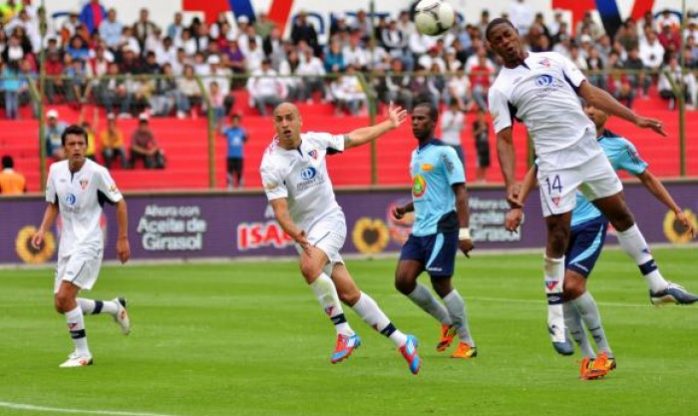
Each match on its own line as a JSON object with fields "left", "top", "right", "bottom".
{"left": 302, "top": 131, "right": 335, "bottom": 144}
{"left": 48, "top": 160, "right": 68, "bottom": 175}
{"left": 86, "top": 159, "right": 109, "bottom": 174}
{"left": 598, "top": 129, "right": 633, "bottom": 149}
{"left": 260, "top": 137, "right": 286, "bottom": 170}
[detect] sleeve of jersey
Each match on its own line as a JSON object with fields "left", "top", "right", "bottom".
{"left": 488, "top": 88, "right": 512, "bottom": 134}
{"left": 559, "top": 54, "right": 586, "bottom": 87}
{"left": 45, "top": 168, "right": 57, "bottom": 204}
{"left": 96, "top": 167, "right": 123, "bottom": 204}
{"left": 444, "top": 148, "right": 466, "bottom": 185}
{"left": 261, "top": 165, "right": 288, "bottom": 201}
{"left": 616, "top": 139, "right": 649, "bottom": 175}
{"left": 318, "top": 132, "right": 345, "bottom": 155}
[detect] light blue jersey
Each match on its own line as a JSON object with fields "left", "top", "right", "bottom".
{"left": 571, "top": 130, "right": 648, "bottom": 227}
{"left": 410, "top": 139, "right": 466, "bottom": 236}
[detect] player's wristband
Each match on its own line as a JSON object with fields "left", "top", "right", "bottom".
{"left": 458, "top": 228, "right": 471, "bottom": 241}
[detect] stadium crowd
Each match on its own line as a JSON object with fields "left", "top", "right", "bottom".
{"left": 0, "top": 0, "right": 697, "bottom": 120}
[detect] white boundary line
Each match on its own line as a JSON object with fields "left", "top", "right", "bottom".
{"left": 0, "top": 401, "right": 180, "bottom": 416}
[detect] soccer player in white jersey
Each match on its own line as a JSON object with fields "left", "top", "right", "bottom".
{"left": 485, "top": 18, "right": 696, "bottom": 355}
{"left": 260, "top": 102, "right": 421, "bottom": 375}
{"left": 32, "top": 125, "right": 131, "bottom": 368}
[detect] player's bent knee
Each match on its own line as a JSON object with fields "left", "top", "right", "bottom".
{"left": 338, "top": 289, "right": 361, "bottom": 306}
{"left": 394, "top": 276, "right": 416, "bottom": 295}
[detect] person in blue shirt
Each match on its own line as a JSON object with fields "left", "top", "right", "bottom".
{"left": 220, "top": 113, "right": 248, "bottom": 189}
{"left": 507, "top": 104, "right": 697, "bottom": 380}
{"left": 392, "top": 102, "right": 477, "bottom": 359}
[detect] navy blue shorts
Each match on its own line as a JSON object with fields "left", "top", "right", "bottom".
{"left": 565, "top": 217, "right": 609, "bottom": 278}
{"left": 399, "top": 231, "right": 459, "bottom": 278}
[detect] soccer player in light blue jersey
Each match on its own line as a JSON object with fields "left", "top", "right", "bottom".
{"left": 392, "top": 102, "right": 477, "bottom": 359}
{"left": 507, "top": 104, "right": 697, "bottom": 379}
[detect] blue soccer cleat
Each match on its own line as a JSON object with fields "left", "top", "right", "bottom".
{"left": 331, "top": 334, "right": 361, "bottom": 364}
{"left": 399, "top": 335, "right": 421, "bottom": 375}
{"left": 650, "top": 282, "right": 698, "bottom": 305}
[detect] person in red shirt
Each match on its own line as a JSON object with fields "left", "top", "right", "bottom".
{"left": 468, "top": 55, "right": 493, "bottom": 110}
{"left": 130, "top": 114, "right": 165, "bottom": 169}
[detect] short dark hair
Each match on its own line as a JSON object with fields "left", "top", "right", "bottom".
{"left": 485, "top": 18, "right": 516, "bottom": 42}
{"left": 61, "top": 124, "right": 88, "bottom": 146}
{"left": 2, "top": 155, "right": 13, "bottom": 169}
{"left": 414, "top": 101, "right": 438, "bottom": 122}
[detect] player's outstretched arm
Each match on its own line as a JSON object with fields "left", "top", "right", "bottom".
{"left": 636, "top": 170, "right": 695, "bottom": 238}
{"left": 115, "top": 199, "right": 131, "bottom": 264}
{"left": 453, "top": 183, "right": 474, "bottom": 257}
{"left": 31, "top": 203, "right": 59, "bottom": 248}
{"left": 269, "top": 198, "right": 310, "bottom": 250}
{"left": 578, "top": 81, "right": 666, "bottom": 136}
{"left": 496, "top": 127, "right": 517, "bottom": 196}
{"left": 343, "top": 102, "right": 407, "bottom": 149}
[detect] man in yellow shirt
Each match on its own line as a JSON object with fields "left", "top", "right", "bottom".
{"left": 0, "top": 155, "right": 27, "bottom": 195}
{"left": 99, "top": 113, "right": 128, "bottom": 169}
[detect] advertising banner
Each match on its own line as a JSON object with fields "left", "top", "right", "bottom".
{"left": 2, "top": 183, "right": 696, "bottom": 265}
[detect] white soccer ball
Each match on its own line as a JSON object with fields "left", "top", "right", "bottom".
{"left": 414, "top": 0, "right": 456, "bottom": 36}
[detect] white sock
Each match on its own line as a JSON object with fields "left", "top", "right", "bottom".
{"left": 65, "top": 305, "right": 90, "bottom": 355}
{"left": 78, "top": 298, "right": 118, "bottom": 315}
{"left": 572, "top": 292, "right": 613, "bottom": 356}
{"left": 544, "top": 256, "right": 566, "bottom": 343}
{"left": 616, "top": 224, "right": 668, "bottom": 293}
{"left": 407, "top": 284, "right": 451, "bottom": 325}
{"left": 563, "top": 301, "right": 595, "bottom": 358}
{"left": 310, "top": 273, "right": 354, "bottom": 336}
{"left": 352, "top": 292, "right": 407, "bottom": 347}
{"left": 442, "top": 290, "right": 475, "bottom": 346}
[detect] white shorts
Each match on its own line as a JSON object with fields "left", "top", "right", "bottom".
{"left": 295, "top": 212, "right": 346, "bottom": 275}
{"left": 54, "top": 247, "right": 103, "bottom": 293}
{"left": 538, "top": 151, "right": 622, "bottom": 217}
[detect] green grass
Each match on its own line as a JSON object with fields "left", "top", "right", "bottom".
{"left": 1, "top": 248, "right": 697, "bottom": 416}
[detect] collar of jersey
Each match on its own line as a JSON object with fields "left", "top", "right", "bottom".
{"left": 418, "top": 138, "right": 440, "bottom": 151}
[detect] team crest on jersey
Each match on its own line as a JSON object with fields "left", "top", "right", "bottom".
{"left": 551, "top": 196, "right": 561, "bottom": 207}
{"left": 412, "top": 174, "right": 427, "bottom": 198}
{"left": 421, "top": 163, "right": 433, "bottom": 172}
{"left": 79, "top": 178, "right": 89, "bottom": 190}
{"left": 308, "top": 149, "right": 318, "bottom": 160}
{"left": 538, "top": 58, "right": 552, "bottom": 68}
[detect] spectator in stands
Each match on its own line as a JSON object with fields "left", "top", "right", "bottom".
{"left": 244, "top": 37, "right": 265, "bottom": 72}
{"left": 607, "top": 50, "right": 635, "bottom": 108}
{"left": 0, "top": 155, "right": 26, "bottom": 194}
{"left": 468, "top": 54, "right": 493, "bottom": 110}
{"left": 2, "top": 59, "right": 22, "bottom": 119}
{"left": 385, "top": 58, "right": 413, "bottom": 111}
{"left": 440, "top": 99, "right": 465, "bottom": 163}
{"left": 79, "top": 0, "right": 106, "bottom": 35}
{"left": 330, "top": 12, "right": 350, "bottom": 37}
{"left": 175, "top": 64, "right": 202, "bottom": 118}
{"left": 624, "top": 46, "right": 650, "bottom": 99}
{"left": 508, "top": 0, "right": 534, "bottom": 36}
{"left": 278, "top": 49, "right": 302, "bottom": 101}
{"left": 330, "top": 64, "right": 366, "bottom": 115}
{"left": 80, "top": 121, "right": 97, "bottom": 161}
{"left": 0, "top": 0, "right": 22, "bottom": 24}
{"left": 204, "top": 81, "right": 226, "bottom": 123}
{"left": 118, "top": 26, "right": 141, "bottom": 56}
{"left": 586, "top": 46, "right": 606, "bottom": 89}
{"left": 343, "top": 29, "right": 369, "bottom": 70}
{"left": 247, "top": 58, "right": 285, "bottom": 116}
{"left": 655, "top": 9, "right": 680, "bottom": 34}
{"left": 382, "top": 19, "right": 408, "bottom": 62}
{"left": 63, "top": 57, "right": 88, "bottom": 106}
{"left": 221, "top": 113, "right": 247, "bottom": 189}
{"left": 132, "top": 8, "right": 158, "bottom": 56}
{"left": 290, "top": 10, "right": 319, "bottom": 54}
{"left": 659, "top": 56, "right": 697, "bottom": 110}
{"left": 130, "top": 114, "right": 165, "bottom": 169}
{"left": 2, "top": 34, "right": 24, "bottom": 65}
{"left": 264, "top": 27, "right": 285, "bottom": 69}
{"left": 324, "top": 36, "right": 345, "bottom": 73}
{"left": 44, "top": 50, "right": 64, "bottom": 104}
{"left": 99, "top": 63, "right": 129, "bottom": 117}
{"left": 99, "top": 8, "right": 122, "bottom": 50}
{"left": 472, "top": 108, "right": 490, "bottom": 182}
{"left": 148, "top": 63, "right": 177, "bottom": 117}
{"left": 658, "top": 23, "right": 681, "bottom": 52}
{"left": 639, "top": 28, "right": 665, "bottom": 71}
{"left": 167, "top": 12, "right": 184, "bottom": 41}
{"left": 45, "top": 109, "right": 67, "bottom": 160}
{"left": 100, "top": 113, "right": 129, "bottom": 169}
{"left": 66, "top": 35, "right": 90, "bottom": 61}
{"left": 296, "top": 46, "right": 327, "bottom": 102}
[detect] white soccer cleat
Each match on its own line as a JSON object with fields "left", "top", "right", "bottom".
{"left": 113, "top": 297, "right": 131, "bottom": 335}
{"left": 59, "top": 351, "right": 93, "bottom": 368}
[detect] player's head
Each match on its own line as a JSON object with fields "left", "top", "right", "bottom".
{"left": 2, "top": 155, "right": 14, "bottom": 169}
{"left": 583, "top": 103, "right": 608, "bottom": 131}
{"left": 411, "top": 102, "right": 438, "bottom": 141}
{"left": 61, "top": 125, "right": 88, "bottom": 163}
{"left": 485, "top": 18, "right": 523, "bottom": 64}
{"left": 273, "top": 102, "right": 302, "bottom": 146}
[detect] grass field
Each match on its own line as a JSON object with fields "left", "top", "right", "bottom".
{"left": 1, "top": 248, "right": 697, "bottom": 416}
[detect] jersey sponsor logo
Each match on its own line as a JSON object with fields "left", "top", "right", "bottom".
{"left": 535, "top": 74, "right": 554, "bottom": 87}
{"left": 79, "top": 178, "right": 89, "bottom": 190}
{"left": 300, "top": 167, "right": 317, "bottom": 181}
{"left": 412, "top": 174, "right": 427, "bottom": 198}
{"left": 65, "top": 193, "right": 77, "bottom": 206}
{"left": 441, "top": 154, "right": 455, "bottom": 173}
{"left": 420, "top": 163, "right": 433, "bottom": 172}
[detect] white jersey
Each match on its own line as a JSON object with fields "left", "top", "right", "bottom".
{"left": 260, "top": 132, "right": 345, "bottom": 231}
{"left": 488, "top": 51, "right": 601, "bottom": 171}
{"left": 46, "top": 159, "right": 123, "bottom": 258}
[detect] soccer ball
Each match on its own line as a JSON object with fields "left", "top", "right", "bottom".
{"left": 414, "top": 0, "right": 456, "bottom": 36}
